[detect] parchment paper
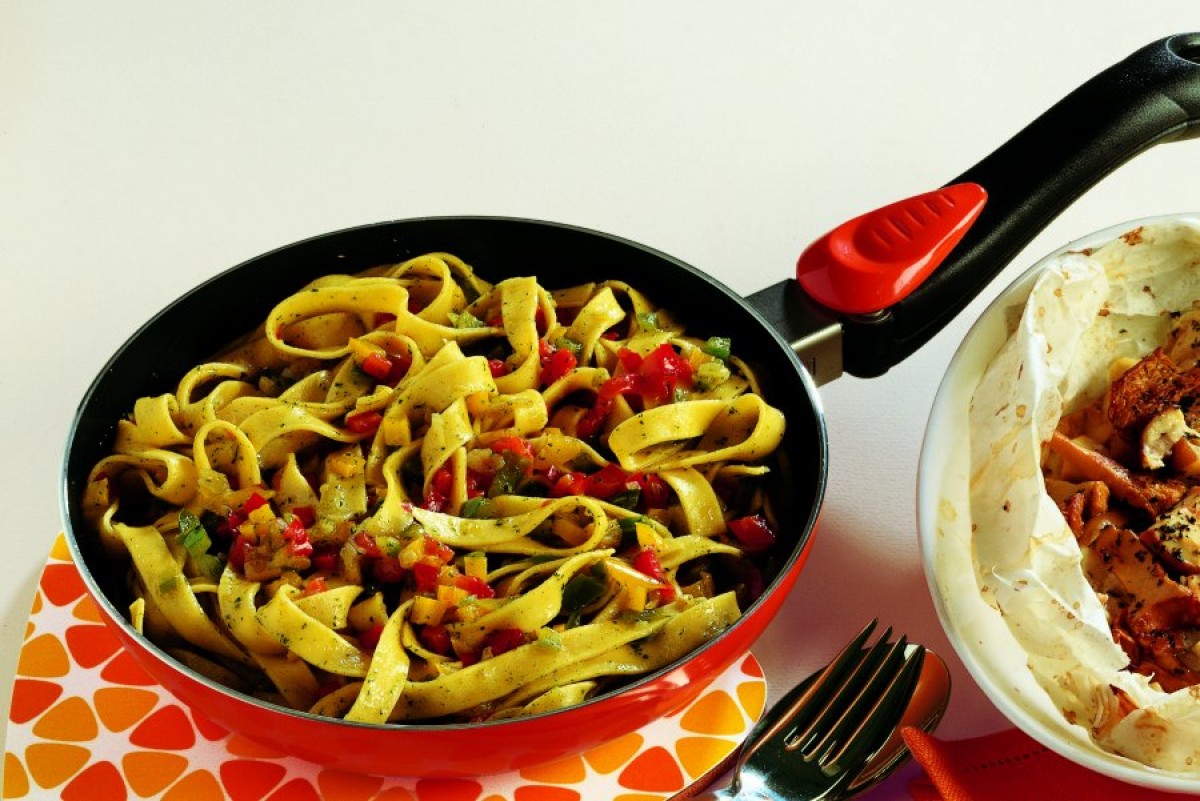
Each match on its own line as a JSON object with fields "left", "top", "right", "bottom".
{"left": 970, "top": 217, "right": 1200, "bottom": 772}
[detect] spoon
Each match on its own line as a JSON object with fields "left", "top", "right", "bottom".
{"left": 674, "top": 646, "right": 951, "bottom": 800}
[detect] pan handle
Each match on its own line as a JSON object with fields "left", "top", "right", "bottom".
{"left": 839, "top": 32, "right": 1200, "bottom": 378}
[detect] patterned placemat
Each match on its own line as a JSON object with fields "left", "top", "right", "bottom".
{"left": 3, "top": 535, "right": 765, "bottom": 800}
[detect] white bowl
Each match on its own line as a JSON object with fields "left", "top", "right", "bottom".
{"left": 918, "top": 214, "right": 1200, "bottom": 793}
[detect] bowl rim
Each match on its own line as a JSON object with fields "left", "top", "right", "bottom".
{"left": 916, "top": 211, "right": 1200, "bottom": 792}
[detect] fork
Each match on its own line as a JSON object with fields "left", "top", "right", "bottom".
{"left": 690, "top": 620, "right": 926, "bottom": 801}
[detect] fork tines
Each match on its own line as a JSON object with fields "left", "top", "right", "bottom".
{"left": 781, "top": 620, "right": 926, "bottom": 775}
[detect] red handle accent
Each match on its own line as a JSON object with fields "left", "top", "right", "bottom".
{"left": 795, "top": 183, "right": 987, "bottom": 315}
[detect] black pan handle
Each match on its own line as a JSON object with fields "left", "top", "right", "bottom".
{"left": 839, "top": 33, "right": 1200, "bottom": 378}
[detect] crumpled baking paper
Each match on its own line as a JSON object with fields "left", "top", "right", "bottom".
{"left": 968, "top": 217, "right": 1200, "bottom": 773}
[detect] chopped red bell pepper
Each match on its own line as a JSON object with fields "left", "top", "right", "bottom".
{"left": 352, "top": 531, "right": 383, "bottom": 558}
{"left": 487, "top": 358, "right": 511, "bottom": 378}
{"left": 484, "top": 627, "right": 526, "bottom": 656}
{"left": 726, "top": 514, "right": 777, "bottom": 552}
{"left": 418, "top": 624, "right": 452, "bottom": 655}
{"left": 466, "top": 468, "right": 489, "bottom": 498}
{"left": 287, "top": 538, "right": 313, "bottom": 559}
{"left": 549, "top": 470, "right": 587, "bottom": 497}
{"left": 412, "top": 560, "right": 441, "bottom": 592}
{"left": 638, "top": 343, "right": 694, "bottom": 402}
{"left": 422, "top": 488, "right": 448, "bottom": 513}
{"left": 291, "top": 505, "right": 317, "bottom": 527}
{"left": 423, "top": 536, "right": 455, "bottom": 564}
{"left": 361, "top": 352, "right": 394, "bottom": 381}
{"left": 302, "top": 576, "right": 327, "bottom": 596}
{"left": 489, "top": 436, "right": 534, "bottom": 463}
{"left": 359, "top": 623, "right": 386, "bottom": 651}
{"left": 242, "top": 492, "right": 269, "bottom": 515}
{"left": 281, "top": 516, "right": 314, "bottom": 558}
{"left": 616, "top": 348, "right": 643, "bottom": 374}
{"left": 228, "top": 534, "right": 252, "bottom": 571}
{"left": 581, "top": 463, "right": 637, "bottom": 500}
{"left": 431, "top": 466, "right": 454, "bottom": 496}
{"left": 281, "top": 516, "right": 307, "bottom": 541}
{"left": 640, "top": 473, "right": 670, "bottom": 508}
{"left": 577, "top": 373, "right": 638, "bottom": 437}
{"left": 631, "top": 548, "right": 676, "bottom": 602}
{"left": 311, "top": 550, "right": 339, "bottom": 573}
{"left": 549, "top": 463, "right": 642, "bottom": 501}
{"left": 345, "top": 410, "right": 383, "bottom": 435}
{"left": 577, "top": 345, "right": 694, "bottom": 437}
{"left": 453, "top": 574, "right": 496, "bottom": 599}
{"left": 361, "top": 351, "right": 411, "bottom": 385}
{"left": 539, "top": 345, "right": 577, "bottom": 386}
{"left": 632, "top": 548, "right": 666, "bottom": 582}
{"left": 422, "top": 465, "right": 455, "bottom": 511}
{"left": 371, "top": 556, "right": 407, "bottom": 584}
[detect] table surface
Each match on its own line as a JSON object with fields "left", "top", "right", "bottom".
{"left": 6, "top": 3, "right": 1200, "bottom": 797}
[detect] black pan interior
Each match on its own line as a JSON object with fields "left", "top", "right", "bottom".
{"left": 62, "top": 216, "right": 828, "bottom": 657}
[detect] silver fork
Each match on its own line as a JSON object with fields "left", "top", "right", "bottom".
{"left": 689, "top": 620, "right": 926, "bottom": 801}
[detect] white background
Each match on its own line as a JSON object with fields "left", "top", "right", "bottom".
{"left": 5, "top": 3, "right": 1200, "bottom": 797}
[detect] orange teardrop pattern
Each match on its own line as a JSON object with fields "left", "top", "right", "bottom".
{"left": 40, "top": 563, "right": 86, "bottom": 607}
{"left": 220, "top": 760, "right": 289, "bottom": 801}
{"left": 98, "top": 649, "right": 156, "bottom": 686}
{"left": 31, "top": 696, "right": 98, "bottom": 742}
{"left": 412, "top": 777, "right": 485, "bottom": 800}
{"left": 316, "top": 769, "right": 386, "bottom": 800}
{"left": 519, "top": 752, "right": 588, "bottom": 784}
{"left": 23, "top": 742, "right": 91, "bottom": 789}
{"left": 679, "top": 690, "right": 745, "bottom": 736}
{"left": 9, "top": 679, "right": 62, "bottom": 724}
{"left": 60, "top": 759, "right": 126, "bottom": 801}
{"left": 129, "top": 704, "right": 197, "bottom": 750}
{"left": 224, "top": 732, "right": 288, "bottom": 759}
{"left": 6, "top": 538, "right": 766, "bottom": 801}
{"left": 3, "top": 751, "right": 30, "bottom": 798}
{"left": 618, "top": 746, "right": 685, "bottom": 793}
{"left": 583, "top": 732, "right": 644, "bottom": 774}
{"left": 93, "top": 686, "right": 160, "bottom": 732}
{"left": 161, "top": 768, "right": 225, "bottom": 801}
{"left": 72, "top": 594, "right": 103, "bottom": 623}
{"left": 122, "top": 751, "right": 190, "bottom": 797}
{"left": 17, "top": 633, "right": 70, "bottom": 679}
{"left": 736, "top": 680, "right": 766, "bottom": 723}
{"left": 49, "top": 533, "right": 72, "bottom": 561}
{"left": 675, "top": 736, "right": 738, "bottom": 780}
{"left": 266, "top": 777, "right": 322, "bottom": 801}
{"left": 65, "top": 623, "right": 123, "bottom": 668}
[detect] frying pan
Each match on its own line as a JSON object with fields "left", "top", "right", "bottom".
{"left": 60, "top": 34, "right": 1200, "bottom": 776}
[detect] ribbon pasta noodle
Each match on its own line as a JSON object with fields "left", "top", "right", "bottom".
{"left": 84, "top": 253, "right": 786, "bottom": 723}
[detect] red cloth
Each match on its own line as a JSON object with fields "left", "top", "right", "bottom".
{"left": 902, "top": 727, "right": 1194, "bottom": 800}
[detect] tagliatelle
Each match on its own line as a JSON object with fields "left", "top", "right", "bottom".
{"left": 85, "top": 252, "right": 786, "bottom": 723}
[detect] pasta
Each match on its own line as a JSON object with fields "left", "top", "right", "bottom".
{"left": 1044, "top": 301, "right": 1200, "bottom": 694}
{"left": 83, "top": 252, "right": 786, "bottom": 723}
